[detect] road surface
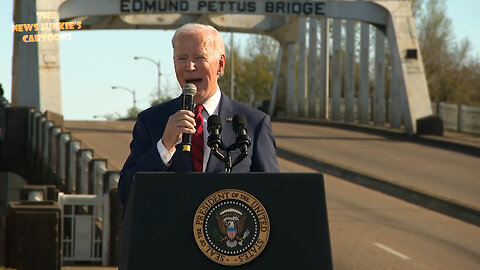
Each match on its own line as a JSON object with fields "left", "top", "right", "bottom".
{"left": 62, "top": 120, "right": 480, "bottom": 269}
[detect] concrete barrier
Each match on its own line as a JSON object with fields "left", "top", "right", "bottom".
{"left": 459, "top": 104, "right": 480, "bottom": 134}
{"left": 279, "top": 99, "right": 480, "bottom": 134}
{"left": 13, "top": 109, "right": 123, "bottom": 266}
{"left": 432, "top": 102, "right": 480, "bottom": 134}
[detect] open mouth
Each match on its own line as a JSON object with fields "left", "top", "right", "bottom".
{"left": 186, "top": 78, "right": 203, "bottom": 84}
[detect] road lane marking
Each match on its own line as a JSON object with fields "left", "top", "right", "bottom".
{"left": 373, "top": 243, "right": 411, "bottom": 260}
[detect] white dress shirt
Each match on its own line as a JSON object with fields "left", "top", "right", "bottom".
{"left": 156, "top": 88, "right": 221, "bottom": 171}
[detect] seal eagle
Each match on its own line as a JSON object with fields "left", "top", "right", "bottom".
{"left": 216, "top": 208, "right": 249, "bottom": 248}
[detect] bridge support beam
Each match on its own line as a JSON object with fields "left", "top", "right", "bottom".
{"left": 12, "top": 0, "right": 63, "bottom": 115}
{"left": 390, "top": 56, "right": 402, "bottom": 128}
{"left": 359, "top": 23, "right": 370, "bottom": 124}
{"left": 374, "top": 28, "right": 386, "bottom": 126}
{"left": 297, "top": 17, "right": 307, "bottom": 117}
{"left": 308, "top": 17, "right": 319, "bottom": 118}
{"left": 319, "top": 18, "right": 329, "bottom": 120}
{"left": 331, "top": 19, "right": 342, "bottom": 121}
{"left": 378, "top": 1, "right": 433, "bottom": 133}
{"left": 286, "top": 42, "right": 297, "bottom": 117}
{"left": 345, "top": 20, "right": 356, "bottom": 123}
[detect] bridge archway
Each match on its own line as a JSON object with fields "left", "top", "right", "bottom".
{"left": 12, "top": 0, "right": 432, "bottom": 134}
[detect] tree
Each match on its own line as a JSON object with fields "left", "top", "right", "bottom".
{"left": 412, "top": 0, "right": 480, "bottom": 106}
{"left": 219, "top": 34, "right": 279, "bottom": 105}
{"left": 103, "top": 112, "right": 122, "bottom": 121}
{"left": 126, "top": 106, "right": 140, "bottom": 119}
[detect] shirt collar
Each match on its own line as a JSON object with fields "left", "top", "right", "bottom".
{"left": 197, "top": 87, "right": 221, "bottom": 116}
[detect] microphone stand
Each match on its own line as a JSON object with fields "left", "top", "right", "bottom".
{"left": 210, "top": 144, "right": 233, "bottom": 172}
{"left": 207, "top": 114, "right": 251, "bottom": 173}
{"left": 209, "top": 143, "right": 248, "bottom": 173}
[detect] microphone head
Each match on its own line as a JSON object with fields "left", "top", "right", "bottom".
{"left": 182, "top": 83, "right": 197, "bottom": 96}
{"left": 208, "top": 115, "right": 222, "bottom": 132}
{"left": 207, "top": 115, "right": 223, "bottom": 149}
{"left": 232, "top": 114, "right": 247, "bottom": 132}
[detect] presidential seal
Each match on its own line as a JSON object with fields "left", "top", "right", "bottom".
{"left": 193, "top": 189, "right": 270, "bottom": 266}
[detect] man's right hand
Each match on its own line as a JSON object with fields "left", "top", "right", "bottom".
{"left": 162, "top": 110, "right": 196, "bottom": 151}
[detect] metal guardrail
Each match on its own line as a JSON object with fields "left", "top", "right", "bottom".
{"left": 26, "top": 109, "right": 120, "bottom": 266}
{"left": 58, "top": 192, "right": 110, "bottom": 266}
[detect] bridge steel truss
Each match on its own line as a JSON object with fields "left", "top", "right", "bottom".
{"left": 12, "top": 0, "right": 431, "bottom": 134}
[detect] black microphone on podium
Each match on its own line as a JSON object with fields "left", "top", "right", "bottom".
{"left": 232, "top": 114, "right": 251, "bottom": 154}
{"left": 205, "top": 114, "right": 251, "bottom": 171}
{"left": 182, "top": 83, "right": 197, "bottom": 152}
{"left": 207, "top": 115, "right": 223, "bottom": 150}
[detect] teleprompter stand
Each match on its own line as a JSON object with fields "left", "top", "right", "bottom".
{"left": 119, "top": 173, "right": 333, "bottom": 269}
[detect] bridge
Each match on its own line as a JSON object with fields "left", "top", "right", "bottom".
{"left": 1, "top": 103, "right": 479, "bottom": 269}
{"left": 2, "top": 0, "right": 480, "bottom": 269}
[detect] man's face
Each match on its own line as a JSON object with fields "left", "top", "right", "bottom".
{"left": 173, "top": 31, "right": 225, "bottom": 104}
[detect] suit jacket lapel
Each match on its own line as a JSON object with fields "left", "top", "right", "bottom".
{"left": 206, "top": 92, "right": 235, "bottom": 172}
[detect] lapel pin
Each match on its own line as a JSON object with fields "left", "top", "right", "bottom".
{"left": 225, "top": 117, "right": 233, "bottom": 122}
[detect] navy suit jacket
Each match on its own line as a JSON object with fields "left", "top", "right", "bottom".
{"left": 118, "top": 92, "right": 280, "bottom": 205}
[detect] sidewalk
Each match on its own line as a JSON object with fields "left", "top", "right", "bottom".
{"left": 424, "top": 129, "right": 480, "bottom": 149}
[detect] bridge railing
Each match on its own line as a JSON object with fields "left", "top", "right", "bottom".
{"left": 270, "top": 96, "right": 480, "bottom": 135}
{"left": 28, "top": 109, "right": 120, "bottom": 195}
{"left": 26, "top": 109, "right": 121, "bottom": 266}
{"left": 431, "top": 102, "right": 480, "bottom": 134}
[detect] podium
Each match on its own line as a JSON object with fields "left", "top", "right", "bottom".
{"left": 120, "top": 173, "right": 333, "bottom": 269}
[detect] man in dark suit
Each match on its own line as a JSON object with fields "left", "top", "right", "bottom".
{"left": 118, "top": 23, "right": 279, "bottom": 206}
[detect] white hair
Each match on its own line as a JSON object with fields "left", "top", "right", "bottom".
{"left": 171, "top": 23, "right": 225, "bottom": 60}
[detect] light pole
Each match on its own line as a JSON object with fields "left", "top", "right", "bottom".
{"left": 134, "top": 56, "right": 161, "bottom": 101}
{"left": 111, "top": 86, "right": 136, "bottom": 109}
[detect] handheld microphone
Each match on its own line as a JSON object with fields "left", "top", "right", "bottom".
{"left": 207, "top": 115, "right": 223, "bottom": 150}
{"left": 181, "top": 83, "right": 197, "bottom": 152}
{"left": 232, "top": 114, "right": 251, "bottom": 153}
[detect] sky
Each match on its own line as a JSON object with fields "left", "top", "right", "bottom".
{"left": 1, "top": 0, "right": 479, "bottom": 120}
